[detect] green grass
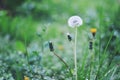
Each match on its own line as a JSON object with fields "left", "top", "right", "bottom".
{"left": 0, "top": 0, "right": 120, "bottom": 80}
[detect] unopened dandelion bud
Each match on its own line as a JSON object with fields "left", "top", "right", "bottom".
{"left": 89, "top": 41, "right": 93, "bottom": 50}
{"left": 49, "top": 41, "right": 54, "bottom": 52}
{"left": 90, "top": 28, "right": 97, "bottom": 37}
{"left": 67, "top": 33, "right": 72, "bottom": 41}
{"left": 92, "top": 33, "right": 95, "bottom": 37}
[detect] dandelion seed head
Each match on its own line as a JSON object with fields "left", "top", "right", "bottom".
{"left": 68, "top": 16, "right": 83, "bottom": 28}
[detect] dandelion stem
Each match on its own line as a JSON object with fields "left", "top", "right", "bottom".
{"left": 53, "top": 52, "right": 68, "bottom": 67}
{"left": 52, "top": 52, "right": 73, "bottom": 76}
{"left": 74, "top": 27, "right": 78, "bottom": 80}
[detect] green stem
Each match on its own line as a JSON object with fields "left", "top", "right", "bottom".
{"left": 96, "top": 32, "right": 113, "bottom": 79}
{"left": 74, "top": 27, "right": 78, "bottom": 80}
{"left": 100, "top": 32, "right": 113, "bottom": 65}
{"left": 24, "top": 36, "right": 31, "bottom": 72}
{"left": 53, "top": 52, "right": 69, "bottom": 68}
{"left": 41, "top": 37, "right": 44, "bottom": 53}
{"left": 88, "top": 50, "right": 94, "bottom": 80}
{"left": 52, "top": 52, "right": 73, "bottom": 76}
{"left": 103, "top": 32, "right": 113, "bottom": 54}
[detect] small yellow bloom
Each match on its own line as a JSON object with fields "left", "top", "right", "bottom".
{"left": 90, "top": 28, "right": 97, "bottom": 33}
{"left": 58, "top": 45, "right": 64, "bottom": 51}
{"left": 24, "top": 76, "right": 29, "bottom": 80}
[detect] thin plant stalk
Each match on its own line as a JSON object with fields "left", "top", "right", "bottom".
{"left": 53, "top": 51, "right": 69, "bottom": 68}
{"left": 88, "top": 49, "right": 94, "bottom": 80}
{"left": 96, "top": 32, "right": 113, "bottom": 79}
{"left": 74, "top": 27, "right": 78, "bottom": 80}
{"left": 24, "top": 36, "right": 31, "bottom": 72}
{"left": 40, "top": 36, "right": 44, "bottom": 53}
{"left": 88, "top": 38, "right": 95, "bottom": 80}
{"left": 52, "top": 51, "right": 73, "bottom": 76}
{"left": 48, "top": 41, "right": 73, "bottom": 77}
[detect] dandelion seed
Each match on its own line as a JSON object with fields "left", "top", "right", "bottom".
{"left": 67, "top": 33, "right": 72, "bottom": 41}
{"left": 68, "top": 16, "right": 83, "bottom": 28}
{"left": 90, "top": 28, "right": 97, "bottom": 37}
{"left": 49, "top": 41, "right": 54, "bottom": 52}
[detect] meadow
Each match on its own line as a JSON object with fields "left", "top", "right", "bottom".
{"left": 0, "top": 0, "right": 120, "bottom": 80}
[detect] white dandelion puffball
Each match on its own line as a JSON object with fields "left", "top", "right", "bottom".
{"left": 68, "top": 16, "right": 83, "bottom": 28}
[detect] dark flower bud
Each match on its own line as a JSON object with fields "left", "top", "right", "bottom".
{"left": 49, "top": 41, "right": 54, "bottom": 52}
{"left": 92, "top": 33, "right": 95, "bottom": 37}
{"left": 89, "top": 41, "right": 93, "bottom": 50}
{"left": 67, "top": 33, "right": 72, "bottom": 41}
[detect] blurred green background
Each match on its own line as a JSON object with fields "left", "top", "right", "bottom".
{"left": 0, "top": 0, "right": 120, "bottom": 80}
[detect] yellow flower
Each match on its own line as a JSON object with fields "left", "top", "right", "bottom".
{"left": 24, "top": 76, "right": 29, "bottom": 80}
{"left": 90, "top": 28, "right": 97, "bottom": 33}
{"left": 58, "top": 45, "right": 64, "bottom": 51}
{"left": 90, "top": 28, "right": 97, "bottom": 37}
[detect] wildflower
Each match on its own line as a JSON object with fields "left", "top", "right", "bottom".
{"left": 67, "top": 33, "right": 72, "bottom": 41}
{"left": 58, "top": 45, "right": 64, "bottom": 50}
{"left": 68, "top": 15, "right": 83, "bottom": 80}
{"left": 24, "top": 76, "right": 29, "bottom": 80}
{"left": 90, "top": 28, "right": 97, "bottom": 37}
{"left": 68, "top": 16, "right": 83, "bottom": 28}
{"left": 49, "top": 41, "right": 54, "bottom": 52}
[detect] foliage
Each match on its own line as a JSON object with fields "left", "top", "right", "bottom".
{"left": 0, "top": 0, "right": 120, "bottom": 80}
{"left": 0, "top": 10, "right": 37, "bottom": 43}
